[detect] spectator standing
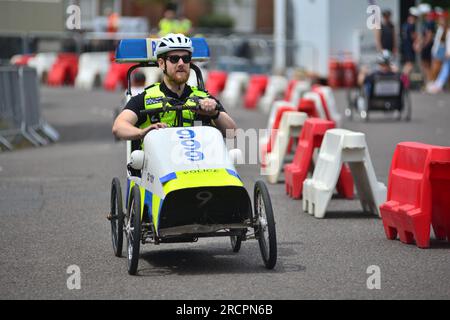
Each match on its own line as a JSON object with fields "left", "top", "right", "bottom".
{"left": 427, "top": 12, "right": 450, "bottom": 93}
{"left": 159, "top": 3, "right": 178, "bottom": 36}
{"left": 159, "top": 3, "right": 192, "bottom": 37}
{"left": 376, "top": 10, "right": 398, "bottom": 57}
{"left": 418, "top": 11, "right": 437, "bottom": 85}
{"left": 401, "top": 9, "right": 419, "bottom": 78}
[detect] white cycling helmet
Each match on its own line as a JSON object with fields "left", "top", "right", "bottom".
{"left": 155, "top": 33, "right": 193, "bottom": 57}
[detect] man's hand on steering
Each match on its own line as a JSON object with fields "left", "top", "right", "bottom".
{"left": 196, "top": 98, "right": 220, "bottom": 118}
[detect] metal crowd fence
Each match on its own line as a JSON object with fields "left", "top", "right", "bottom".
{"left": 205, "top": 36, "right": 317, "bottom": 75}
{"left": 0, "top": 65, "right": 59, "bottom": 151}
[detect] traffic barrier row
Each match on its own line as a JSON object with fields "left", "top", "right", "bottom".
{"left": 262, "top": 111, "right": 308, "bottom": 183}
{"left": 13, "top": 54, "right": 296, "bottom": 105}
{"left": 285, "top": 119, "right": 354, "bottom": 200}
{"left": 0, "top": 66, "right": 59, "bottom": 151}
{"left": 262, "top": 107, "right": 383, "bottom": 219}
{"left": 259, "top": 81, "right": 312, "bottom": 149}
{"left": 47, "top": 53, "right": 79, "bottom": 86}
{"left": 260, "top": 82, "right": 343, "bottom": 182}
{"left": 268, "top": 111, "right": 450, "bottom": 247}
{"left": 13, "top": 52, "right": 137, "bottom": 91}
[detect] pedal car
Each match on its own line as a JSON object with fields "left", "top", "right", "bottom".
{"left": 345, "top": 72, "right": 412, "bottom": 122}
{"left": 108, "top": 38, "right": 277, "bottom": 275}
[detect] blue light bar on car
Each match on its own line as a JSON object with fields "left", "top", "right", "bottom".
{"left": 115, "top": 38, "right": 210, "bottom": 63}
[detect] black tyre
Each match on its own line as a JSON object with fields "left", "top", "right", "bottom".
{"left": 127, "top": 186, "right": 142, "bottom": 275}
{"left": 110, "top": 178, "right": 124, "bottom": 257}
{"left": 253, "top": 181, "right": 277, "bottom": 269}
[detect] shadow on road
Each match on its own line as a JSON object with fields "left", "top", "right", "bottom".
{"left": 135, "top": 241, "right": 306, "bottom": 277}
{"left": 322, "top": 211, "right": 379, "bottom": 219}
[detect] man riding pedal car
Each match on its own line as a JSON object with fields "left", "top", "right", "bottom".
{"left": 112, "top": 33, "right": 237, "bottom": 142}
{"left": 358, "top": 50, "right": 397, "bottom": 99}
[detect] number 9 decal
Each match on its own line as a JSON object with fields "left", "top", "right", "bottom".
{"left": 196, "top": 191, "right": 213, "bottom": 208}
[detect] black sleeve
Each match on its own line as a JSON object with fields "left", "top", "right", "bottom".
{"left": 123, "top": 92, "right": 146, "bottom": 126}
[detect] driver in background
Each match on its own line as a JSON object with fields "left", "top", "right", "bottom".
{"left": 357, "top": 51, "right": 397, "bottom": 97}
{"left": 112, "top": 33, "right": 237, "bottom": 142}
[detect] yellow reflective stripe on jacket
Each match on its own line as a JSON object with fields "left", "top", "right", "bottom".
{"left": 162, "top": 169, "right": 244, "bottom": 195}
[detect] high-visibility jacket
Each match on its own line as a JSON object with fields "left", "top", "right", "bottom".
{"left": 141, "top": 83, "right": 209, "bottom": 129}
{"left": 159, "top": 18, "right": 178, "bottom": 36}
{"left": 175, "top": 18, "right": 192, "bottom": 35}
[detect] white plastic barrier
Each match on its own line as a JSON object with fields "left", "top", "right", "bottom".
{"left": 261, "top": 81, "right": 311, "bottom": 146}
{"left": 27, "top": 53, "right": 57, "bottom": 82}
{"left": 263, "top": 111, "right": 308, "bottom": 183}
{"left": 258, "top": 75, "right": 288, "bottom": 114}
{"left": 75, "top": 52, "right": 111, "bottom": 90}
{"left": 289, "top": 81, "right": 311, "bottom": 108}
{"left": 302, "top": 92, "right": 327, "bottom": 119}
{"left": 313, "top": 86, "right": 342, "bottom": 127}
{"left": 302, "top": 129, "right": 387, "bottom": 219}
{"left": 221, "top": 72, "right": 249, "bottom": 109}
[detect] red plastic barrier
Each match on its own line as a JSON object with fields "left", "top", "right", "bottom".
{"left": 312, "top": 85, "right": 333, "bottom": 121}
{"left": 104, "top": 62, "right": 134, "bottom": 91}
{"left": 336, "top": 165, "right": 354, "bottom": 199}
{"left": 284, "top": 118, "right": 354, "bottom": 199}
{"left": 283, "top": 80, "right": 298, "bottom": 102}
{"left": 206, "top": 71, "right": 228, "bottom": 97}
{"left": 380, "top": 142, "right": 450, "bottom": 248}
{"left": 297, "top": 98, "right": 320, "bottom": 118}
{"left": 47, "top": 53, "right": 79, "bottom": 86}
{"left": 12, "top": 54, "right": 35, "bottom": 66}
{"left": 244, "top": 75, "right": 268, "bottom": 109}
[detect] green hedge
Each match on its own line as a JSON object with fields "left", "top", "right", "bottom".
{"left": 198, "top": 14, "right": 234, "bottom": 30}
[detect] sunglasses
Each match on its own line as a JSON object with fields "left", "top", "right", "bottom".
{"left": 165, "top": 54, "right": 192, "bottom": 64}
